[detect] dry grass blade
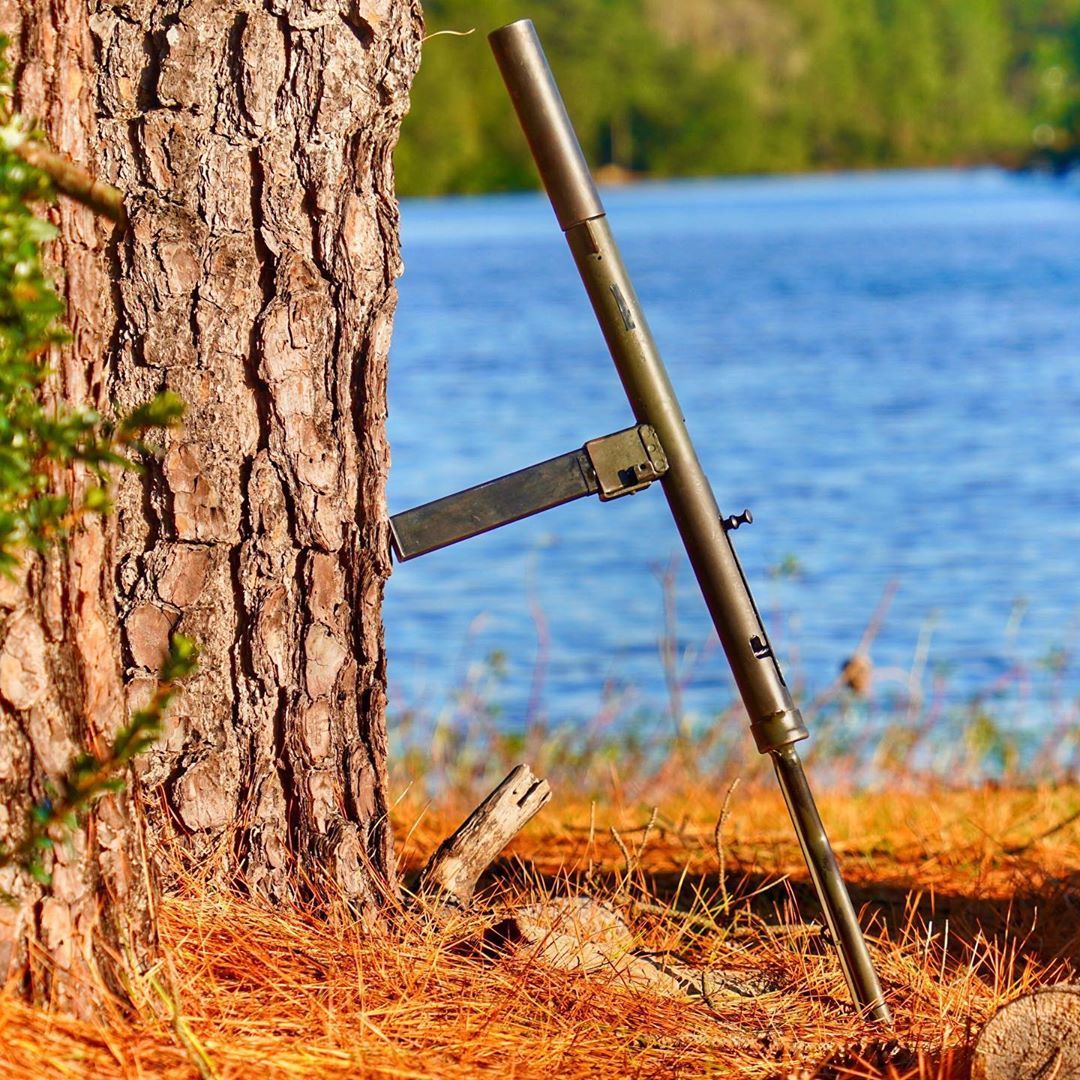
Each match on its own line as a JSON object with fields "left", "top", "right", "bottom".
{"left": 715, "top": 776, "right": 742, "bottom": 914}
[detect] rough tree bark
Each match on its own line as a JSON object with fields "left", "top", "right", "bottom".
{"left": 0, "top": 0, "right": 421, "bottom": 1013}
{"left": 0, "top": 0, "right": 157, "bottom": 1014}
{"left": 95, "top": 0, "right": 422, "bottom": 903}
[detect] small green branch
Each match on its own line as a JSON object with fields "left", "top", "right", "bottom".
{"left": 10, "top": 138, "right": 127, "bottom": 227}
{"left": 0, "top": 635, "right": 199, "bottom": 892}
{"left": 0, "top": 36, "right": 194, "bottom": 905}
{"left": 1, "top": 37, "right": 128, "bottom": 228}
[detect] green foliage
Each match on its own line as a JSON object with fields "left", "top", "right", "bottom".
{"left": 964, "top": 708, "right": 1019, "bottom": 774}
{"left": 1014, "top": 0, "right": 1080, "bottom": 162}
{"left": 398, "top": 0, "right": 1080, "bottom": 195}
{"left": 0, "top": 634, "right": 200, "bottom": 891}
{"left": 0, "top": 67, "right": 183, "bottom": 574}
{"left": 768, "top": 554, "right": 803, "bottom": 581}
{"left": 0, "top": 37, "right": 196, "bottom": 892}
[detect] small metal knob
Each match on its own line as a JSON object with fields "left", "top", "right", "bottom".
{"left": 722, "top": 508, "right": 753, "bottom": 531}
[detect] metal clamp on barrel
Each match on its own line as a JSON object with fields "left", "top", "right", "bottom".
{"left": 750, "top": 707, "right": 809, "bottom": 754}
{"left": 585, "top": 425, "right": 667, "bottom": 500}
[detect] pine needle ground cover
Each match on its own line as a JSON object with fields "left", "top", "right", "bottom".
{"left": 1, "top": 777, "right": 1076, "bottom": 1079}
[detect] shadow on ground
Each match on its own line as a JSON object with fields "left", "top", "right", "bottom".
{"left": 486, "top": 858, "right": 1080, "bottom": 974}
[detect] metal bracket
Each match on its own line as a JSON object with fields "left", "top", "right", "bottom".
{"left": 390, "top": 424, "right": 667, "bottom": 561}
{"left": 584, "top": 425, "right": 668, "bottom": 500}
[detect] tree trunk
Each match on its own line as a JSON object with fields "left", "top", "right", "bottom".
{"left": 0, "top": 0, "right": 157, "bottom": 1015}
{"left": 94, "top": 0, "right": 422, "bottom": 903}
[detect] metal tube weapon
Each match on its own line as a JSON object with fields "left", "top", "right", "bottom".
{"left": 487, "top": 19, "right": 889, "bottom": 1021}
{"left": 391, "top": 18, "right": 890, "bottom": 1022}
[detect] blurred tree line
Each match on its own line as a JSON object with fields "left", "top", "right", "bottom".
{"left": 396, "top": 0, "right": 1080, "bottom": 195}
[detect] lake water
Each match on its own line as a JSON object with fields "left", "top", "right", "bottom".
{"left": 385, "top": 169, "right": 1080, "bottom": 741}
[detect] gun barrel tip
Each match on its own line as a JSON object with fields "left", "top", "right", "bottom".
{"left": 488, "top": 18, "right": 535, "bottom": 42}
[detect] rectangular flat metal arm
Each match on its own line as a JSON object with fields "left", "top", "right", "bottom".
{"left": 390, "top": 448, "right": 598, "bottom": 561}
{"left": 390, "top": 424, "right": 667, "bottom": 561}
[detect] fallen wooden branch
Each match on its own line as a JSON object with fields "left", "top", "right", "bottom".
{"left": 419, "top": 763, "right": 551, "bottom": 907}
{"left": 1002, "top": 808, "right": 1080, "bottom": 855}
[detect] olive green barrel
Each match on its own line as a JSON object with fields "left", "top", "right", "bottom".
{"left": 489, "top": 17, "right": 890, "bottom": 1023}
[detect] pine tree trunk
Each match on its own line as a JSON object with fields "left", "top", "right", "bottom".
{"left": 0, "top": 0, "right": 157, "bottom": 1015}
{"left": 94, "top": 0, "right": 422, "bottom": 902}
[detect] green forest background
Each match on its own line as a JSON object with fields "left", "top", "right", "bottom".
{"left": 395, "top": 0, "right": 1080, "bottom": 195}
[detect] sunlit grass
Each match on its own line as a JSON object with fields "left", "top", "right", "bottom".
{"left": 3, "top": 774, "right": 1077, "bottom": 1078}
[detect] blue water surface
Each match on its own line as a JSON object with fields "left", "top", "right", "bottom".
{"left": 385, "top": 169, "right": 1080, "bottom": 736}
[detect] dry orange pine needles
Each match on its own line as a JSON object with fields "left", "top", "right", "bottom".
{"left": 2, "top": 780, "right": 1077, "bottom": 1079}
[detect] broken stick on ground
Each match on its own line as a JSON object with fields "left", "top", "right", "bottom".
{"left": 419, "top": 764, "right": 551, "bottom": 907}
